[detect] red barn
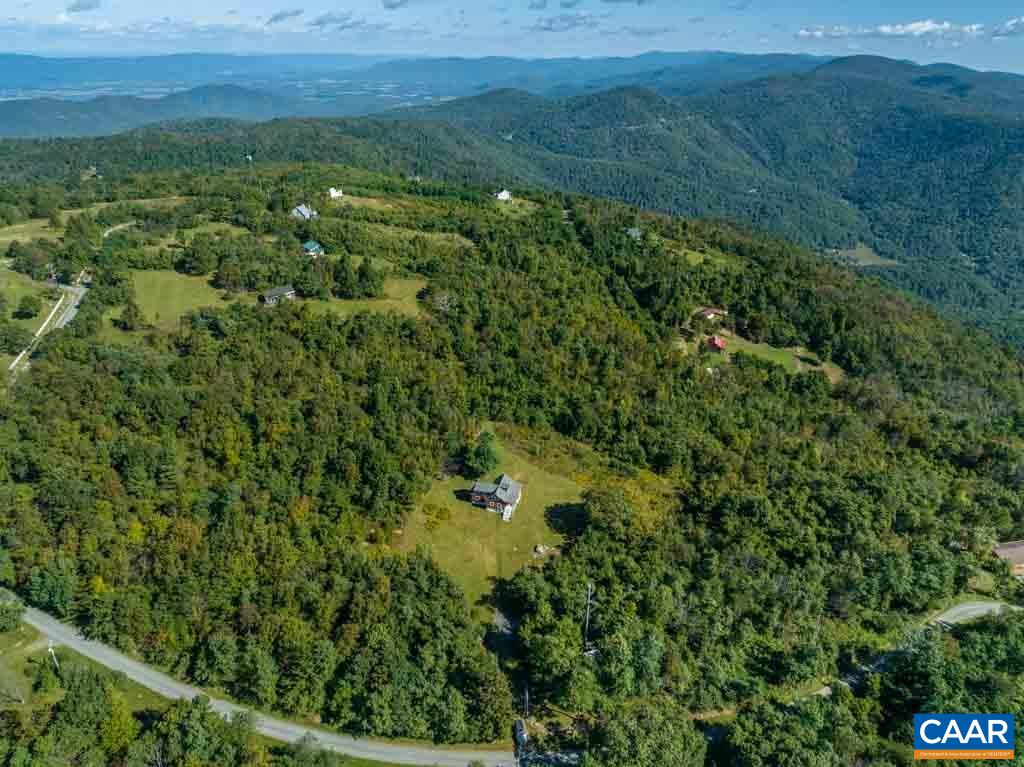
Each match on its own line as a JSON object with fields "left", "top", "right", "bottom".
{"left": 708, "top": 335, "right": 727, "bottom": 352}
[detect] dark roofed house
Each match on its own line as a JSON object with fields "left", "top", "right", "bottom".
{"left": 695, "top": 306, "right": 729, "bottom": 321}
{"left": 303, "top": 240, "right": 325, "bottom": 258}
{"left": 995, "top": 541, "right": 1024, "bottom": 577}
{"left": 260, "top": 285, "right": 296, "bottom": 306}
{"left": 470, "top": 473, "right": 523, "bottom": 522}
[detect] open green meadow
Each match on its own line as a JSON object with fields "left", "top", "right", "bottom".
{"left": 0, "top": 268, "right": 57, "bottom": 333}
{"left": 681, "top": 330, "right": 845, "bottom": 382}
{"left": 99, "top": 269, "right": 426, "bottom": 344}
{"left": 0, "top": 196, "right": 189, "bottom": 247}
{"left": 99, "top": 269, "right": 250, "bottom": 343}
{"left": 396, "top": 428, "right": 582, "bottom": 610}
{"left": 837, "top": 243, "right": 900, "bottom": 267}
{"left": 0, "top": 219, "right": 59, "bottom": 248}
{"left": 311, "top": 276, "right": 426, "bottom": 319}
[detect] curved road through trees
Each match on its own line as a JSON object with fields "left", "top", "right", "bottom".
{"left": 22, "top": 606, "right": 516, "bottom": 767}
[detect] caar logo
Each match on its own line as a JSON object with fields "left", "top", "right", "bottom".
{"left": 914, "top": 714, "right": 1014, "bottom": 760}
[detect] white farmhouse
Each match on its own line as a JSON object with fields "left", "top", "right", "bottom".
{"left": 495, "top": 189, "right": 513, "bottom": 202}
{"left": 329, "top": 187, "right": 344, "bottom": 200}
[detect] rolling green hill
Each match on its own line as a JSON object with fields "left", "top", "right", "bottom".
{"left": 2, "top": 161, "right": 1023, "bottom": 764}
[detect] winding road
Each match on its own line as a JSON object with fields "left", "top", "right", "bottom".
{"left": 21, "top": 606, "right": 515, "bottom": 767}
{"left": 816, "top": 600, "right": 1016, "bottom": 697}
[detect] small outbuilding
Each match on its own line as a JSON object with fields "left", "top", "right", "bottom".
{"left": 291, "top": 204, "right": 319, "bottom": 221}
{"left": 707, "top": 335, "right": 728, "bottom": 353}
{"left": 625, "top": 227, "right": 643, "bottom": 242}
{"left": 495, "top": 189, "right": 513, "bottom": 202}
{"left": 303, "top": 240, "right": 325, "bottom": 258}
{"left": 260, "top": 285, "right": 296, "bottom": 306}
{"left": 329, "top": 187, "right": 344, "bottom": 200}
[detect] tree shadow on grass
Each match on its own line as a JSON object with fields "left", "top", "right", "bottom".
{"left": 545, "top": 502, "right": 587, "bottom": 538}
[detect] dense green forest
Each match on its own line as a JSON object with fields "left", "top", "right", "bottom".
{"left": 1, "top": 164, "right": 1023, "bottom": 763}
{"left": 2, "top": 55, "right": 1021, "bottom": 347}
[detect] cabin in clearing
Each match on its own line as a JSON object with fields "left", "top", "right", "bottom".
{"left": 260, "top": 285, "right": 296, "bottom": 306}
{"left": 470, "top": 474, "right": 523, "bottom": 522}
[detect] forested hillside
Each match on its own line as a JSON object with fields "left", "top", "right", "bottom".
{"left": 1, "top": 164, "right": 1023, "bottom": 763}
{"left": 0, "top": 54, "right": 1021, "bottom": 346}
{"left": 0, "top": 86, "right": 325, "bottom": 139}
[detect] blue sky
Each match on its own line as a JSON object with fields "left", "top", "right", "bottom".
{"left": 3, "top": 0, "right": 1024, "bottom": 71}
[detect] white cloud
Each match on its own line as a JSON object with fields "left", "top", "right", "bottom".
{"left": 993, "top": 17, "right": 1024, "bottom": 38}
{"left": 797, "top": 19, "right": 986, "bottom": 45}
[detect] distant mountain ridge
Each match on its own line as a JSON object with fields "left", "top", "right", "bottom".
{"left": 0, "top": 53, "right": 383, "bottom": 90}
{"left": 0, "top": 84, "right": 330, "bottom": 138}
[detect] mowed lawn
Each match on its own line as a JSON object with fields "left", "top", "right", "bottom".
{"left": 99, "top": 270, "right": 249, "bottom": 343}
{"left": 0, "top": 623, "right": 43, "bottom": 709}
{"left": 397, "top": 431, "right": 582, "bottom": 609}
{"left": 687, "top": 330, "right": 844, "bottom": 382}
{"left": 99, "top": 269, "right": 425, "bottom": 344}
{"left": 1, "top": 268, "right": 59, "bottom": 370}
{"left": 0, "top": 197, "right": 189, "bottom": 248}
{"left": 1, "top": 269, "right": 58, "bottom": 334}
{"left": 0, "top": 219, "right": 59, "bottom": 248}
{"left": 311, "top": 277, "right": 426, "bottom": 319}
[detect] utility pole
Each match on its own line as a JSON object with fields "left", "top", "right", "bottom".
{"left": 524, "top": 685, "right": 530, "bottom": 718}
{"left": 583, "top": 582, "right": 594, "bottom": 650}
{"left": 47, "top": 640, "right": 60, "bottom": 672}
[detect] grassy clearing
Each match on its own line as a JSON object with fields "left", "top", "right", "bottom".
{"left": 495, "top": 198, "right": 539, "bottom": 218}
{"left": 329, "top": 194, "right": 397, "bottom": 211}
{"left": 0, "top": 622, "right": 164, "bottom": 715}
{"left": 0, "top": 268, "right": 58, "bottom": 334}
{"left": 0, "top": 219, "right": 59, "bottom": 247}
{"left": 357, "top": 222, "right": 475, "bottom": 251}
{"left": 836, "top": 243, "right": 900, "bottom": 268}
{"left": 683, "top": 330, "right": 845, "bottom": 383}
{"left": 396, "top": 428, "right": 582, "bottom": 609}
{"left": 310, "top": 277, "right": 426, "bottom": 320}
{"left": 99, "top": 270, "right": 251, "bottom": 343}
{"left": 0, "top": 197, "right": 189, "bottom": 247}
{"left": 100, "top": 269, "right": 424, "bottom": 345}
{"left": 127, "top": 270, "right": 248, "bottom": 331}
{"left": 0, "top": 623, "right": 43, "bottom": 709}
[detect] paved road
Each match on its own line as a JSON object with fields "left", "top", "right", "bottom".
{"left": 22, "top": 607, "right": 515, "bottom": 767}
{"left": 6, "top": 283, "right": 87, "bottom": 374}
{"left": 53, "top": 284, "right": 87, "bottom": 330}
{"left": 936, "top": 600, "right": 1014, "bottom": 625}
{"left": 818, "top": 600, "right": 1014, "bottom": 696}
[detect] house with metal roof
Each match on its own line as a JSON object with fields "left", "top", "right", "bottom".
{"left": 260, "top": 285, "right": 296, "bottom": 306}
{"left": 303, "top": 240, "right": 325, "bottom": 258}
{"left": 470, "top": 474, "right": 523, "bottom": 522}
{"left": 291, "top": 204, "right": 319, "bottom": 221}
